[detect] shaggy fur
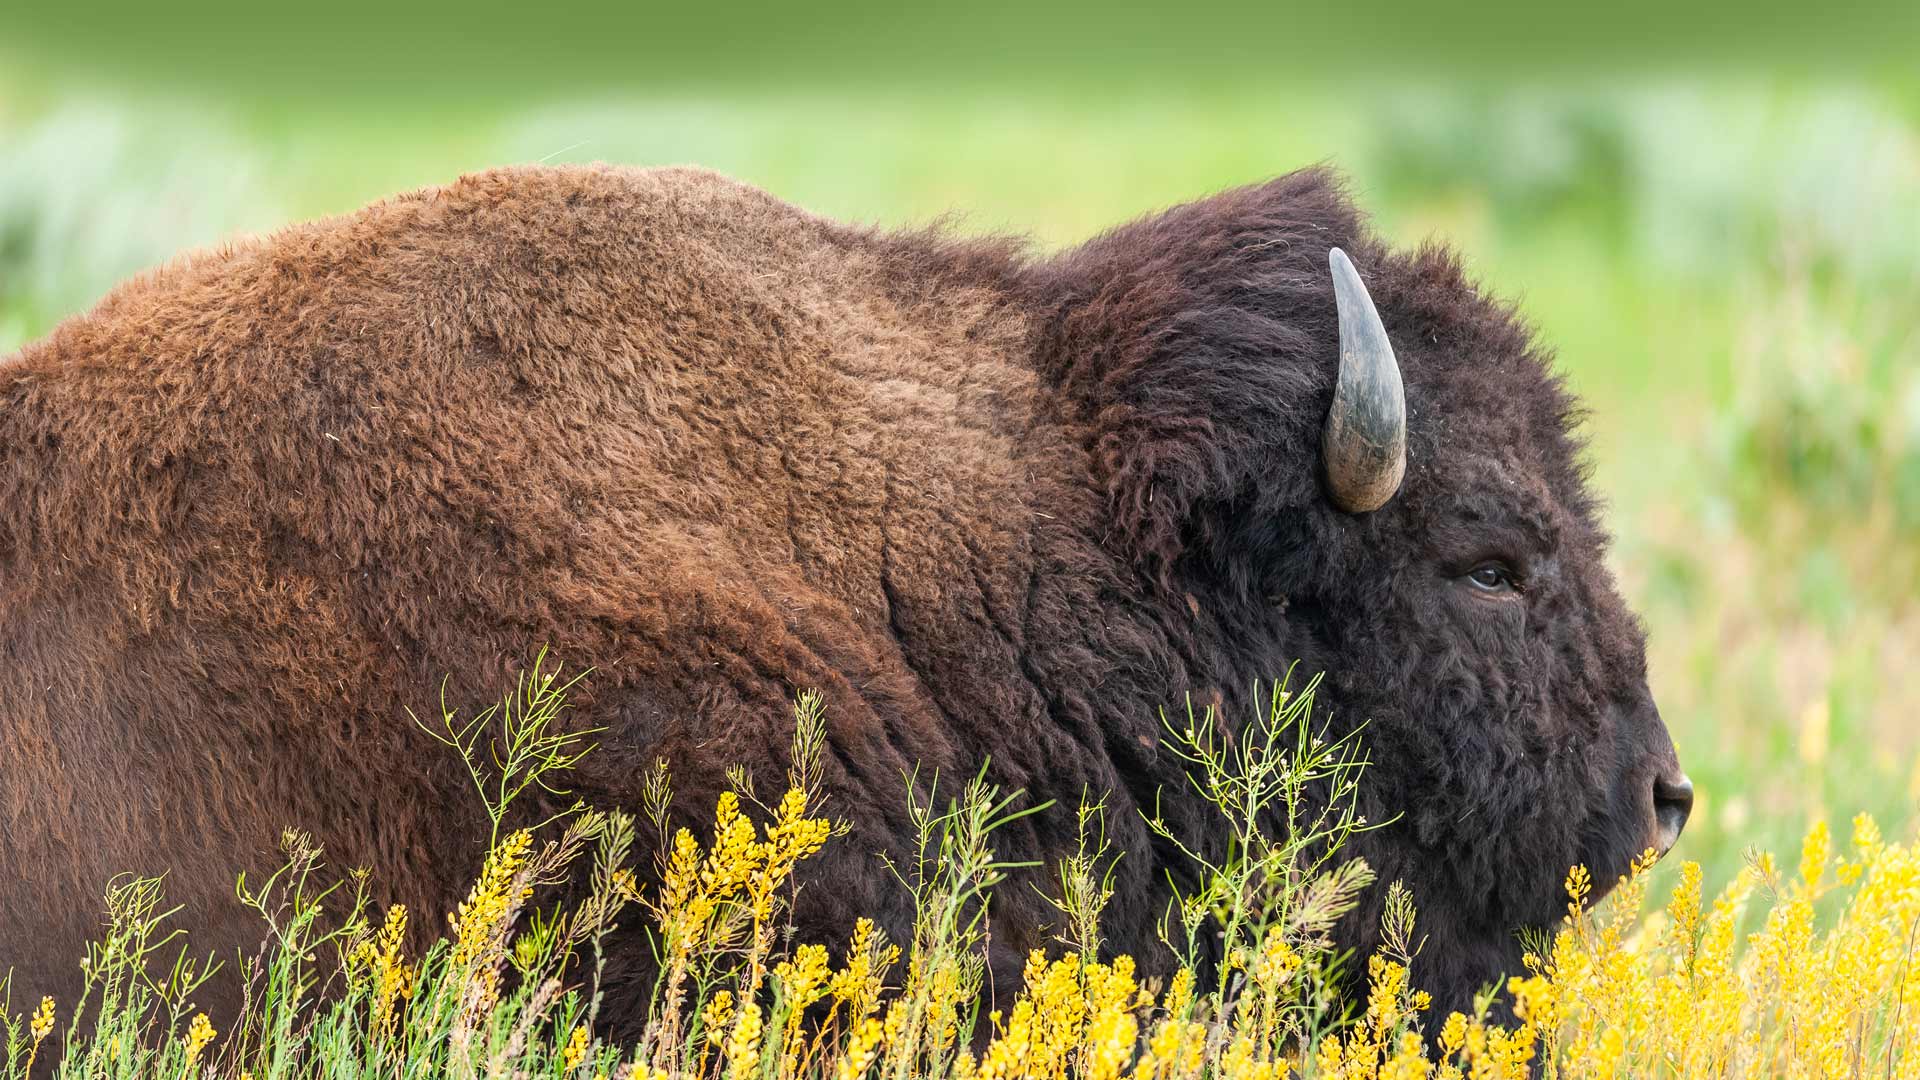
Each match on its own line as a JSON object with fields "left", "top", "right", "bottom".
{"left": 0, "top": 164, "right": 1683, "bottom": 1031}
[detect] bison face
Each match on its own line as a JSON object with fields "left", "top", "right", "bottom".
{"left": 1064, "top": 173, "right": 1691, "bottom": 991}
{"left": 1290, "top": 243, "right": 1692, "bottom": 991}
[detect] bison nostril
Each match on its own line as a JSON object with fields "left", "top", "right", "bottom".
{"left": 1653, "top": 773, "right": 1694, "bottom": 856}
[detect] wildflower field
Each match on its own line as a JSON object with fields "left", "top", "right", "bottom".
{"left": 3, "top": 671, "right": 1916, "bottom": 1079}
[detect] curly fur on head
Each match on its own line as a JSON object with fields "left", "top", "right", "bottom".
{"left": 0, "top": 162, "right": 1684, "bottom": 1034}
{"left": 1015, "top": 167, "right": 1687, "bottom": 1013}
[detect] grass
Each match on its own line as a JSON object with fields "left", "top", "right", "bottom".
{"left": 2, "top": 672, "right": 1914, "bottom": 1078}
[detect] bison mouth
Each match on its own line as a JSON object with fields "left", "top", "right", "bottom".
{"left": 1569, "top": 799, "right": 1684, "bottom": 916}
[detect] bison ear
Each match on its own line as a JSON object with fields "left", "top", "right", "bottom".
{"left": 1098, "top": 403, "right": 1312, "bottom": 584}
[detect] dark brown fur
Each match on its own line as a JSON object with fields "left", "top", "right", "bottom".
{"left": 0, "top": 165, "right": 1682, "bottom": 1031}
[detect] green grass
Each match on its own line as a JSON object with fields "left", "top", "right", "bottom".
{"left": 1, "top": 73, "right": 1916, "bottom": 899}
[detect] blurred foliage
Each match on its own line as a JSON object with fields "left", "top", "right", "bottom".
{"left": 1713, "top": 277, "right": 1920, "bottom": 569}
{"left": 4, "top": 3, "right": 1917, "bottom": 102}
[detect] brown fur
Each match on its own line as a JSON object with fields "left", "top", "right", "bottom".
{"left": 0, "top": 164, "right": 1683, "bottom": 1031}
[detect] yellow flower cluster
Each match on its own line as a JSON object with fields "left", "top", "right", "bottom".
{"left": 754, "top": 789, "right": 837, "bottom": 922}
{"left": 1519, "top": 814, "right": 1920, "bottom": 1077}
{"left": 28, "top": 996, "right": 53, "bottom": 1043}
{"left": 772, "top": 944, "right": 833, "bottom": 1066}
{"left": 726, "top": 1001, "right": 766, "bottom": 1080}
{"left": 639, "top": 780, "right": 857, "bottom": 1078}
{"left": 347, "top": 903, "right": 415, "bottom": 1036}
{"left": 657, "top": 788, "right": 835, "bottom": 961}
{"left": 1226, "top": 928, "right": 1309, "bottom": 1068}
{"left": 833, "top": 1017, "right": 886, "bottom": 1080}
{"left": 704, "top": 991, "right": 738, "bottom": 1048}
{"left": 775, "top": 944, "right": 832, "bottom": 1011}
{"left": 183, "top": 1012, "right": 217, "bottom": 1067}
{"left": 1299, "top": 816, "right": 1920, "bottom": 1079}
{"left": 1131, "top": 1010, "right": 1207, "bottom": 1080}
{"left": 440, "top": 828, "right": 533, "bottom": 1030}
{"left": 448, "top": 828, "right": 532, "bottom": 970}
{"left": 962, "top": 951, "right": 1147, "bottom": 1080}
{"left": 24, "top": 995, "right": 55, "bottom": 1074}
{"left": 826, "top": 919, "right": 896, "bottom": 1022}
{"left": 1315, "top": 957, "right": 1445, "bottom": 1080}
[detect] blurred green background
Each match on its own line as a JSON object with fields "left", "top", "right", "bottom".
{"left": 2, "top": 12, "right": 1917, "bottom": 901}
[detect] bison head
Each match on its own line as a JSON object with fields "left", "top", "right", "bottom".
{"left": 1040, "top": 167, "right": 1691, "bottom": 1015}
{"left": 1306, "top": 239, "right": 1693, "bottom": 992}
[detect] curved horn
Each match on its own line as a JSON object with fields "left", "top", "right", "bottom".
{"left": 1322, "top": 247, "right": 1406, "bottom": 513}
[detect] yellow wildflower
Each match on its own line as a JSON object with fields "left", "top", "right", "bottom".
{"left": 1164, "top": 967, "right": 1196, "bottom": 1019}
{"left": 447, "top": 829, "right": 532, "bottom": 969}
{"left": 836, "top": 1016, "right": 886, "bottom": 1080}
{"left": 29, "top": 996, "right": 54, "bottom": 1042}
{"left": 1799, "top": 817, "right": 1831, "bottom": 891}
{"left": 773, "top": 942, "right": 833, "bottom": 1057}
{"left": 358, "top": 903, "right": 414, "bottom": 1035}
{"left": 1134, "top": 1017, "right": 1207, "bottom": 1080}
{"left": 1248, "top": 927, "right": 1302, "bottom": 990}
{"left": 24, "top": 996, "right": 54, "bottom": 1076}
{"left": 725, "top": 1000, "right": 763, "bottom": 1080}
{"left": 1438, "top": 1011, "right": 1467, "bottom": 1056}
{"left": 829, "top": 919, "right": 896, "bottom": 1020}
{"left": 610, "top": 867, "right": 641, "bottom": 902}
{"left": 183, "top": 1013, "right": 216, "bottom": 1067}
{"left": 703, "top": 990, "right": 736, "bottom": 1047}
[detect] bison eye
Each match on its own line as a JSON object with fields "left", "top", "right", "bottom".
{"left": 1465, "top": 563, "right": 1518, "bottom": 593}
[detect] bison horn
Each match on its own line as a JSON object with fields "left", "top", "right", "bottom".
{"left": 1322, "top": 247, "right": 1406, "bottom": 513}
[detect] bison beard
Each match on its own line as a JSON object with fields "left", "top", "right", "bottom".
{"left": 0, "top": 164, "right": 1685, "bottom": 1038}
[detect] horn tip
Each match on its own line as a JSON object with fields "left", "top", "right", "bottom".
{"left": 1328, "top": 247, "right": 1365, "bottom": 293}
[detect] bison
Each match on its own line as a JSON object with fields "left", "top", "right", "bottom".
{"left": 0, "top": 163, "right": 1689, "bottom": 1032}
